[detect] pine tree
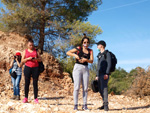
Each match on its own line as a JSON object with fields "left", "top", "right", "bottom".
{"left": 0, "top": 0, "right": 102, "bottom": 56}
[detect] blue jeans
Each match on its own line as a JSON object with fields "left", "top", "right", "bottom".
{"left": 11, "top": 75, "right": 22, "bottom": 96}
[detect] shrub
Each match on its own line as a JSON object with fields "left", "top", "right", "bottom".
{"left": 59, "top": 57, "right": 75, "bottom": 82}
{"left": 126, "top": 67, "right": 150, "bottom": 97}
{"left": 108, "top": 67, "right": 135, "bottom": 94}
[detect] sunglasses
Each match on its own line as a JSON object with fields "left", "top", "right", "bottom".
{"left": 83, "top": 41, "right": 89, "bottom": 44}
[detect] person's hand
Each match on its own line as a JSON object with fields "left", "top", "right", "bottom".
{"left": 27, "top": 57, "right": 32, "bottom": 60}
{"left": 32, "top": 57, "right": 38, "bottom": 61}
{"left": 79, "top": 57, "right": 87, "bottom": 63}
{"left": 104, "top": 74, "right": 109, "bottom": 80}
{"left": 81, "top": 57, "right": 87, "bottom": 62}
{"left": 95, "top": 76, "right": 98, "bottom": 80}
{"left": 15, "top": 55, "right": 19, "bottom": 60}
{"left": 13, "top": 56, "right": 16, "bottom": 59}
{"left": 15, "top": 57, "right": 18, "bottom": 61}
{"left": 74, "top": 54, "right": 80, "bottom": 60}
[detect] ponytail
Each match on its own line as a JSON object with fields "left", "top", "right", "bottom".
{"left": 81, "top": 33, "right": 90, "bottom": 44}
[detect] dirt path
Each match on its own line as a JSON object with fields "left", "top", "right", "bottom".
{"left": 0, "top": 72, "right": 150, "bottom": 113}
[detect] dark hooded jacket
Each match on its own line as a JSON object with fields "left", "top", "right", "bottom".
{"left": 97, "top": 50, "right": 111, "bottom": 76}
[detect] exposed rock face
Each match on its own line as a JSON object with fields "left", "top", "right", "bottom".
{"left": 0, "top": 31, "right": 63, "bottom": 79}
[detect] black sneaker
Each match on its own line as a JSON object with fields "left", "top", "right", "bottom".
{"left": 82, "top": 105, "right": 89, "bottom": 110}
{"left": 74, "top": 105, "right": 78, "bottom": 110}
{"left": 97, "top": 105, "right": 104, "bottom": 110}
{"left": 104, "top": 105, "right": 109, "bottom": 111}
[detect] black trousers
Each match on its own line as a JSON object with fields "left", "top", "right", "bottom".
{"left": 98, "top": 73, "right": 109, "bottom": 105}
{"left": 24, "top": 65, "right": 39, "bottom": 99}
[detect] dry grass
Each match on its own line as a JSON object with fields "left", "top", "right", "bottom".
{"left": 126, "top": 67, "right": 150, "bottom": 98}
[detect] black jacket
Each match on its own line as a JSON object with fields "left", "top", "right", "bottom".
{"left": 97, "top": 50, "right": 111, "bottom": 76}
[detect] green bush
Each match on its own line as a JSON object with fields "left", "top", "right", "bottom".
{"left": 59, "top": 57, "right": 75, "bottom": 82}
{"left": 108, "top": 67, "right": 136, "bottom": 94}
{"left": 89, "top": 62, "right": 97, "bottom": 87}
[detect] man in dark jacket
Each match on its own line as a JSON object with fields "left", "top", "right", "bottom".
{"left": 95, "top": 40, "right": 111, "bottom": 111}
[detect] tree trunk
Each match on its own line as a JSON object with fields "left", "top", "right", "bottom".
{"left": 38, "top": 22, "right": 45, "bottom": 54}
{"left": 38, "top": 1, "right": 46, "bottom": 54}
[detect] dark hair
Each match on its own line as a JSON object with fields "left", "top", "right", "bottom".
{"left": 28, "top": 38, "right": 34, "bottom": 43}
{"left": 24, "top": 34, "right": 34, "bottom": 43}
{"left": 81, "top": 33, "right": 90, "bottom": 44}
{"left": 17, "top": 56, "right": 22, "bottom": 62}
{"left": 15, "top": 56, "right": 21, "bottom": 62}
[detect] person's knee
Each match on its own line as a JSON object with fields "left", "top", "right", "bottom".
{"left": 12, "top": 82, "right": 15, "bottom": 86}
{"left": 104, "top": 87, "right": 108, "bottom": 92}
{"left": 74, "top": 81, "right": 81, "bottom": 91}
{"left": 83, "top": 86, "right": 88, "bottom": 92}
{"left": 83, "top": 89, "right": 88, "bottom": 93}
{"left": 33, "top": 78, "right": 38, "bottom": 83}
{"left": 15, "top": 83, "right": 20, "bottom": 88}
{"left": 12, "top": 81, "right": 16, "bottom": 86}
{"left": 74, "top": 86, "right": 80, "bottom": 92}
{"left": 33, "top": 79, "right": 38, "bottom": 86}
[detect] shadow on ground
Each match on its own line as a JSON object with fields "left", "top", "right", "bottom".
{"left": 109, "top": 105, "right": 150, "bottom": 111}
{"left": 38, "top": 96, "right": 65, "bottom": 100}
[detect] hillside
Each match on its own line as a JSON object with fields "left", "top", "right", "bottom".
{"left": 0, "top": 31, "right": 63, "bottom": 78}
{"left": 0, "top": 31, "right": 150, "bottom": 113}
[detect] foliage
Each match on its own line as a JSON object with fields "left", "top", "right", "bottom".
{"left": 108, "top": 67, "right": 136, "bottom": 94}
{"left": 0, "top": 0, "right": 102, "bottom": 56}
{"left": 59, "top": 57, "right": 75, "bottom": 81}
{"left": 89, "top": 62, "right": 97, "bottom": 86}
{"left": 46, "top": 20, "right": 102, "bottom": 57}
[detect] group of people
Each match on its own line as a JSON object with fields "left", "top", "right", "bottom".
{"left": 10, "top": 37, "right": 42, "bottom": 104}
{"left": 10, "top": 34, "right": 111, "bottom": 111}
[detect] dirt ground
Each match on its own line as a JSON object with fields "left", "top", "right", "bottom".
{"left": 0, "top": 71, "right": 150, "bottom": 113}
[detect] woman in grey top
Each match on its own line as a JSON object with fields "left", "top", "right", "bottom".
{"left": 10, "top": 52, "right": 22, "bottom": 100}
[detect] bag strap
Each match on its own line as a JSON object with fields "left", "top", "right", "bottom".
{"left": 15, "top": 64, "right": 18, "bottom": 71}
{"left": 76, "top": 46, "right": 82, "bottom": 55}
{"left": 103, "top": 50, "right": 109, "bottom": 59}
{"left": 87, "top": 48, "right": 92, "bottom": 55}
{"left": 76, "top": 46, "right": 81, "bottom": 51}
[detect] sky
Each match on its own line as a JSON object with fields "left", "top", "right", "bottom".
{"left": 88, "top": 0, "right": 150, "bottom": 72}
{"left": 0, "top": 0, "right": 150, "bottom": 72}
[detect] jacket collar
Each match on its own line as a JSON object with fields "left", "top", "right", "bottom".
{"left": 97, "top": 50, "right": 108, "bottom": 58}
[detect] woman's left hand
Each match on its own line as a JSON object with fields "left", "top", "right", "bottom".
{"left": 79, "top": 57, "right": 87, "bottom": 63}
